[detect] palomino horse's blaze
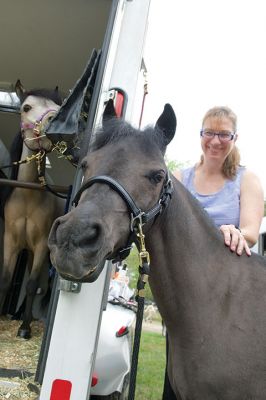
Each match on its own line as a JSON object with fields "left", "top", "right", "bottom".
{"left": 0, "top": 81, "right": 63, "bottom": 339}
{"left": 49, "top": 101, "right": 266, "bottom": 399}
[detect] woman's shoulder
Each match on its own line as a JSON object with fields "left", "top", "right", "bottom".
{"left": 173, "top": 169, "right": 182, "bottom": 181}
{"left": 174, "top": 166, "right": 194, "bottom": 181}
{"left": 241, "top": 167, "right": 263, "bottom": 189}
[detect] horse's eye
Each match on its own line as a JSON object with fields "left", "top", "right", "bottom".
{"left": 148, "top": 171, "right": 164, "bottom": 184}
{"left": 23, "top": 104, "right": 32, "bottom": 113}
{"left": 80, "top": 160, "right": 88, "bottom": 171}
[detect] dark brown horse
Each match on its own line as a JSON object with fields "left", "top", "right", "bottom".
{"left": 0, "top": 81, "right": 64, "bottom": 339}
{"left": 48, "top": 101, "right": 266, "bottom": 399}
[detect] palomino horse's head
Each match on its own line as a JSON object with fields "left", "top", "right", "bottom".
{"left": 15, "top": 80, "right": 62, "bottom": 152}
{"left": 48, "top": 101, "right": 176, "bottom": 282}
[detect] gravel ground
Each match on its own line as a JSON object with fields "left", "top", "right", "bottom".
{"left": 0, "top": 317, "right": 42, "bottom": 399}
{"left": 142, "top": 321, "right": 164, "bottom": 335}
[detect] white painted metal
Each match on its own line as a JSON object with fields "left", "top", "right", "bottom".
{"left": 40, "top": 263, "right": 110, "bottom": 400}
{"left": 96, "top": 0, "right": 151, "bottom": 126}
{"left": 251, "top": 217, "right": 266, "bottom": 255}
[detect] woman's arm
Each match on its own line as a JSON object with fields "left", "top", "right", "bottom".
{"left": 240, "top": 170, "right": 264, "bottom": 246}
{"left": 175, "top": 168, "right": 264, "bottom": 256}
{"left": 220, "top": 170, "right": 264, "bottom": 256}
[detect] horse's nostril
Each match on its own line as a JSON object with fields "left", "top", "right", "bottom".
{"left": 76, "top": 223, "right": 102, "bottom": 248}
{"left": 87, "top": 225, "right": 99, "bottom": 240}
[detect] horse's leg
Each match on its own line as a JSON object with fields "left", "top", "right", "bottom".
{"left": 17, "top": 246, "right": 49, "bottom": 339}
{"left": 0, "top": 234, "right": 20, "bottom": 313}
{"left": 162, "top": 334, "right": 182, "bottom": 400}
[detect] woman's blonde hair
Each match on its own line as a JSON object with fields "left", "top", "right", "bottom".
{"left": 200, "top": 106, "right": 240, "bottom": 179}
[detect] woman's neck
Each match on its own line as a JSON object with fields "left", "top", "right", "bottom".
{"left": 194, "top": 160, "right": 227, "bottom": 196}
{"left": 196, "top": 159, "right": 224, "bottom": 176}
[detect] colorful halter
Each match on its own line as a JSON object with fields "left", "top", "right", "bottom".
{"left": 20, "top": 108, "right": 57, "bottom": 140}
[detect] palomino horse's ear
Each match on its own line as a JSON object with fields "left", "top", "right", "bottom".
{"left": 15, "top": 80, "right": 26, "bottom": 101}
{"left": 155, "top": 104, "right": 177, "bottom": 146}
{"left": 102, "top": 99, "right": 117, "bottom": 127}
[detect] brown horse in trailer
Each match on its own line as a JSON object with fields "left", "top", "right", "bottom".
{"left": 0, "top": 81, "right": 64, "bottom": 339}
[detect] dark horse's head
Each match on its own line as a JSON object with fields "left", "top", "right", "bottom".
{"left": 48, "top": 101, "right": 176, "bottom": 282}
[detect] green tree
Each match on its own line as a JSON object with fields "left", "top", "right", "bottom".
{"left": 165, "top": 156, "right": 190, "bottom": 172}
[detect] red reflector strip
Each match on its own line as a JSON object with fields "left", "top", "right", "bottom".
{"left": 50, "top": 379, "right": 72, "bottom": 400}
{"left": 91, "top": 373, "right": 98, "bottom": 387}
{"left": 116, "top": 325, "right": 129, "bottom": 337}
{"left": 114, "top": 92, "right": 124, "bottom": 118}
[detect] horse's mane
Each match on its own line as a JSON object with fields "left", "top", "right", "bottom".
{"left": 90, "top": 118, "right": 166, "bottom": 154}
{"left": 19, "top": 88, "right": 63, "bottom": 106}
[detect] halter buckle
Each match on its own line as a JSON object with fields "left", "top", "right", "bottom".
{"left": 130, "top": 211, "right": 145, "bottom": 232}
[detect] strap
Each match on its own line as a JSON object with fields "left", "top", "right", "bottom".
{"left": 72, "top": 175, "right": 142, "bottom": 218}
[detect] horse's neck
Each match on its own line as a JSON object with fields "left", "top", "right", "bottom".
{"left": 17, "top": 144, "right": 40, "bottom": 182}
{"left": 146, "top": 179, "right": 227, "bottom": 329}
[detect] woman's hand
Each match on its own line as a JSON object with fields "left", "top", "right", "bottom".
{"left": 219, "top": 224, "right": 251, "bottom": 256}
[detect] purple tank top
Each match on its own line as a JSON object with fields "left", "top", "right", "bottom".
{"left": 181, "top": 166, "right": 245, "bottom": 228}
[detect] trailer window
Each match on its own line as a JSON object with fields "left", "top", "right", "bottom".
{"left": 0, "top": 90, "right": 20, "bottom": 111}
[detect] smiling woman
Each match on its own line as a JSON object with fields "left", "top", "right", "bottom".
{"left": 174, "top": 106, "right": 264, "bottom": 256}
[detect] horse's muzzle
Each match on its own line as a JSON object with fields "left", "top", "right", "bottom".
{"left": 48, "top": 207, "right": 111, "bottom": 281}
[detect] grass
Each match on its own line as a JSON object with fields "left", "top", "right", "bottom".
{"left": 135, "top": 330, "right": 166, "bottom": 400}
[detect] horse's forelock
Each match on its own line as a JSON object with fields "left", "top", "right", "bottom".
{"left": 90, "top": 118, "right": 166, "bottom": 154}
{"left": 20, "top": 89, "right": 63, "bottom": 106}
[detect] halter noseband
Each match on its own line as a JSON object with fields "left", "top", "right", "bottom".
{"left": 72, "top": 172, "right": 173, "bottom": 261}
{"left": 20, "top": 108, "right": 57, "bottom": 141}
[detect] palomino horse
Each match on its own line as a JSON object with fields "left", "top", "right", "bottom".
{"left": 48, "top": 101, "right": 266, "bottom": 399}
{"left": 0, "top": 81, "right": 63, "bottom": 339}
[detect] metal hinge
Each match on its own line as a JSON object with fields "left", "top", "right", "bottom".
{"left": 58, "top": 278, "right": 81, "bottom": 293}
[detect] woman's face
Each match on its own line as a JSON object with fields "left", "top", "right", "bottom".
{"left": 201, "top": 116, "right": 237, "bottom": 164}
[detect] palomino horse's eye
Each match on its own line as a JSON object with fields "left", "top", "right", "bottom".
{"left": 23, "top": 104, "right": 32, "bottom": 113}
{"left": 80, "top": 159, "right": 88, "bottom": 171}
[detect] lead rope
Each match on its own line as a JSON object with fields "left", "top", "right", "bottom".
{"left": 138, "top": 70, "right": 148, "bottom": 129}
{"left": 128, "top": 222, "right": 150, "bottom": 400}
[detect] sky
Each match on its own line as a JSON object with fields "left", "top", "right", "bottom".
{"left": 142, "top": 0, "right": 266, "bottom": 195}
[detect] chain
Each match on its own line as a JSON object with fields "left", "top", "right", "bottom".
{"left": 136, "top": 222, "right": 150, "bottom": 298}
{"left": 35, "top": 150, "right": 47, "bottom": 186}
{"left": 12, "top": 150, "right": 45, "bottom": 167}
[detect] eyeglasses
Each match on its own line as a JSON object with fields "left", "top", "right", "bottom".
{"left": 200, "top": 129, "right": 236, "bottom": 142}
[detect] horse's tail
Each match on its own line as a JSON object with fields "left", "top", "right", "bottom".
{"left": 0, "top": 132, "right": 23, "bottom": 217}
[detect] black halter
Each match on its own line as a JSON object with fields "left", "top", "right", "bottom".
{"left": 72, "top": 171, "right": 173, "bottom": 261}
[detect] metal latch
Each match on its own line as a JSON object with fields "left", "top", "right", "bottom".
{"left": 58, "top": 278, "right": 81, "bottom": 293}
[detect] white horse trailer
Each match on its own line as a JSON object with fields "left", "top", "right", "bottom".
{"left": 0, "top": 0, "right": 151, "bottom": 399}
{"left": 252, "top": 216, "right": 266, "bottom": 256}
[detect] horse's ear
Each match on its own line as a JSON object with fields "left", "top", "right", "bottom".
{"left": 102, "top": 99, "right": 117, "bottom": 127}
{"left": 15, "top": 79, "right": 26, "bottom": 100}
{"left": 54, "top": 86, "right": 59, "bottom": 92}
{"left": 155, "top": 104, "right": 176, "bottom": 146}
